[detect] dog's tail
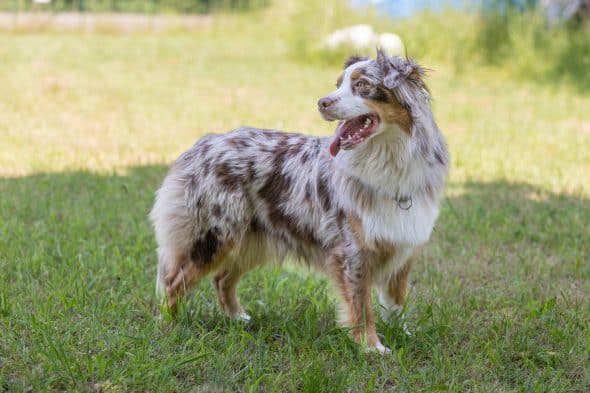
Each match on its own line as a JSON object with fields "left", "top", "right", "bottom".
{"left": 155, "top": 248, "right": 169, "bottom": 302}
{"left": 150, "top": 171, "right": 196, "bottom": 307}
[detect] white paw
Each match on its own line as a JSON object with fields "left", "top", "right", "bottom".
{"left": 366, "top": 342, "right": 392, "bottom": 355}
{"left": 232, "top": 312, "right": 251, "bottom": 323}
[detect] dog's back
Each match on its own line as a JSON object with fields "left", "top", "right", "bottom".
{"left": 151, "top": 127, "right": 338, "bottom": 268}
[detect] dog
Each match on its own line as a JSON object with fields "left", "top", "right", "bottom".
{"left": 150, "top": 49, "right": 448, "bottom": 353}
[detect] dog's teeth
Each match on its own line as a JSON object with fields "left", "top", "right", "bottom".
{"left": 364, "top": 118, "right": 371, "bottom": 126}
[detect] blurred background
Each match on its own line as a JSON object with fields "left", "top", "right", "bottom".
{"left": 1, "top": 1, "right": 589, "bottom": 391}
{"left": 1, "top": 0, "right": 589, "bottom": 179}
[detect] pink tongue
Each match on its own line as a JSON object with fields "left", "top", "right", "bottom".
{"left": 329, "top": 120, "right": 356, "bottom": 157}
{"left": 329, "top": 138, "right": 341, "bottom": 157}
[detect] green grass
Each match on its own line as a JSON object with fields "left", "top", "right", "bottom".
{"left": 1, "top": 1, "right": 590, "bottom": 391}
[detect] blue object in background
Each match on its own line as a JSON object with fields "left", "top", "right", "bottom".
{"left": 350, "top": 0, "right": 471, "bottom": 18}
{"left": 351, "top": 0, "right": 539, "bottom": 18}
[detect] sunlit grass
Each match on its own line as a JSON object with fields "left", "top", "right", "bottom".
{"left": 0, "top": 1, "right": 589, "bottom": 391}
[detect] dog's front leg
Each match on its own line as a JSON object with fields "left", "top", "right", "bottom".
{"left": 377, "top": 257, "right": 413, "bottom": 336}
{"left": 333, "top": 254, "right": 390, "bottom": 354}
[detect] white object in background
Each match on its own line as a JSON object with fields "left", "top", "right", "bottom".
{"left": 324, "top": 24, "right": 405, "bottom": 56}
{"left": 325, "top": 24, "right": 376, "bottom": 50}
{"left": 378, "top": 33, "right": 405, "bottom": 56}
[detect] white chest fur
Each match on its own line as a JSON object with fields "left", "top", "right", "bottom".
{"left": 362, "top": 194, "right": 439, "bottom": 247}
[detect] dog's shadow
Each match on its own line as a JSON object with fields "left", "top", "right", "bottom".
{"left": 2, "top": 166, "right": 588, "bottom": 353}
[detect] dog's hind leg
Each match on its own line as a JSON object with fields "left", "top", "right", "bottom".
{"left": 213, "top": 232, "right": 276, "bottom": 322}
{"left": 212, "top": 266, "right": 250, "bottom": 322}
{"left": 170, "top": 237, "right": 241, "bottom": 315}
{"left": 211, "top": 233, "right": 270, "bottom": 322}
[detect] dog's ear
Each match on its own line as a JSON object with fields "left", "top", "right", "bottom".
{"left": 344, "top": 54, "right": 369, "bottom": 69}
{"left": 377, "top": 48, "right": 420, "bottom": 90}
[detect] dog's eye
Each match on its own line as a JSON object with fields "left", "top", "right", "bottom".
{"left": 355, "top": 80, "right": 368, "bottom": 89}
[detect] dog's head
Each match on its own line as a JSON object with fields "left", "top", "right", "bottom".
{"left": 318, "top": 49, "right": 429, "bottom": 157}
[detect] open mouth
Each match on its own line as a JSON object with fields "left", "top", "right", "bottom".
{"left": 329, "top": 113, "right": 380, "bottom": 157}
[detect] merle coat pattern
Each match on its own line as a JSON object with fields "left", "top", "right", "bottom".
{"left": 150, "top": 50, "right": 449, "bottom": 353}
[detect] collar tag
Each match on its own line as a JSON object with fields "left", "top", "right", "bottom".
{"left": 397, "top": 196, "right": 412, "bottom": 210}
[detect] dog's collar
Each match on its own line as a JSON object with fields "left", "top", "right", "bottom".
{"left": 396, "top": 195, "right": 412, "bottom": 210}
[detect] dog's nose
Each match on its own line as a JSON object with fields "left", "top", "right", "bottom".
{"left": 318, "top": 97, "right": 335, "bottom": 110}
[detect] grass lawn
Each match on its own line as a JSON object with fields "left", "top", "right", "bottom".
{"left": 1, "top": 4, "right": 589, "bottom": 392}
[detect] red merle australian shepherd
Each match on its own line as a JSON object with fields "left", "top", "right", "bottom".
{"left": 150, "top": 50, "right": 448, "bottom": 353}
